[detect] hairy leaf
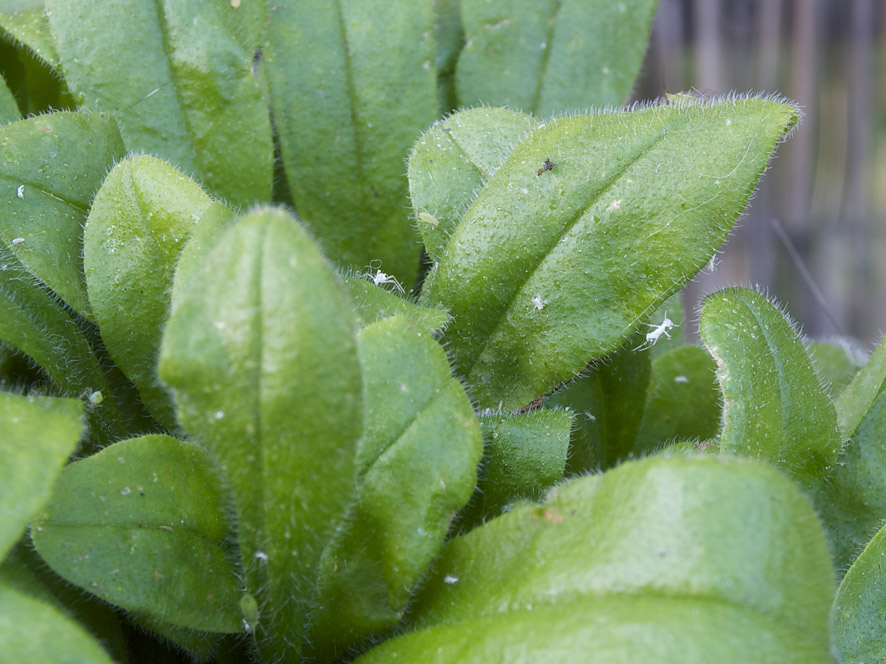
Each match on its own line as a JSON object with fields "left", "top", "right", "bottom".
{"left": 32, "top": 435, "right": 241, "bottom": 634}
{"left": 0, "top": 392, "right": 82, "bottom": 558}
{"left": 308, "top": 316, "right": 482, "bottom": 658}
{"left": 339, "top": 271, "right": 450, "bottom": 334}
{"left": 807, "top": 340, "right": 865, "bottom": 400}
{"left": 0, "top": 249, "right": 123, "bottom": 444}
{"left": 545, "top": 330, "right": 651, "bottom": 472}
{"left": 820, "top": 389, "right": 886, "bottom": 573}
{"left": 470, "top": 408, "right": 571, "bottom": 520}
{"left": 159, "top": 208, "right": 362, "bottom": 660}
{"left": 263, "top": 0, "right": 439, "bottom": 282}
{"left": 357, "top": 456, "right": 835, "bottom": 663}
{"left": 835, "top": 333, "right": 886, "bottom": 440}
{"left": 46, "top": 0, "right": 273, "bottom": 207}
{"left": 0, "top": 544, "right": 130, "bottom": 664}
{"left": 84, "top": 155, "right": 233, "bottom": 429}
{"left": 408, "top": 107, "right": 539, "bottom": 262}
{"left": 0, "top": 8, "right": 59, "bottom": 69}
{"left": 0, "top": 583, "right": 114, "bottom": 664}
{"left": 833, "top": 522, "right": 886, "bottom": 663}
{"left": 421, "top": 97, "right": 799, "bottom": 409}
{"left": 456, "top": 0, "right": 658, "bottom": 114}
{"left": 0, "top": 111, "right": 125, "bottom": 319}
{"left": 633, "top": 344, "right": 720, "bottom": 456}
{"left": 699, "top": 288, "right": 841, "bottom": 494}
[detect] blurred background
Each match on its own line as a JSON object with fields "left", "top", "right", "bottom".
{"left": 633, "top": 0, "right": 885, "bottom": 347}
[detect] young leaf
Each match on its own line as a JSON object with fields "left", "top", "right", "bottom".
{"left": 545, "top": 330, "right": 651, "bottom": 472}
{"left": 159, "top": 208, "right": 363, "bottom": 660}
{"left": 470, "top": 408, "right": 572, "bottom": 520}
{"left": 0, "top": 111, "right": 126, "bottom": 319}
{"left": 421, "top": 97, "right": 799, "bottom": 409}
{"left": 698, "top": 287, "right": 842, "bottom": 494}
{"left": 263, "top": 0, "right": 439, "bottom": 283}
{"left": 0, "top": 583, "right": 115, "bottom": 664}
{"left": 0, "top": 8, "right": 59, "bottom": 70}
{"left": 0, "top": 392, "right": 83, "bottom": 559}
{"left": 819, "top": 389, "right": 886, "bottom": 573}
{"left": 307, "top": 316, "right": 483, "bottom": 658}
{"left": 0, "top": 251, "right": 123, "bottom": 444}
{"left": 31, "top": 434, "right": 242, "bottom": 634}
{"left": 408, "top": 107, "right": 539, "bottom": 262}
{"left": 357, "top": 456, "right": 835, "bottom": 663}
{"left": 45, "top": 0, "right": 273, "bottom": 207}
{"left": 807, "top": 339, "right": 865, "bottom": 400}
{"left": 456, "top": 0, "right": 658, "bottom": 115}
{"left": 835, "top": 333, "right": 886, "bottom": 440}
{"left": 84, "top": 155, "right": 234, "bottom": 429}
{"left": 833, "top": 521, "right": 886, "bottom": 663}
{"left": 0, "top": 544, "right": 130, "bottom": 664}
{"left": 633, "top": 344, "right": 721, "bottom": 456}
{"left": 339, "top": 271, "right": 450, "bottom": 334}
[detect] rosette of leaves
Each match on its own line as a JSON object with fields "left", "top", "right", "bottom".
{"left": 3, "top": 2, "right": 867, "bottom": 663}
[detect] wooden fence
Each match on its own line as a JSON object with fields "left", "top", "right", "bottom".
{"left": 634, "top": 0, "right": 885, "bottom": 346}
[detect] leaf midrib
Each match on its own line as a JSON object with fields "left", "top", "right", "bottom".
{"left": 463, "top": 111, "right": 695, "bottom": 383}
{"left": 529, "top": 0, "right": 563, "bottom": 115}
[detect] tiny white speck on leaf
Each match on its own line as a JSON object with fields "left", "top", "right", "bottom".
{"left": 531, "top": 294, "right": 547, "bottom": 311}
{"left": 16, "top": 185, "right": 24, "bottom": 198}
{"left": 606, "top": 199, "right": 622, "bottom": 211}
{"left": 214, "top": 410, "right": 225, "bottom": 420}
{"left": 443, "top": 575, "right": 459, "bottom": 584}
{"left": 674, "top": 375, "right": 690, "bottom": 384}
{"left": 120, "top": 487, "right": 132, "bottom": 496}
{"left": 11, "top": 237, "right": 25, "bottom": 245}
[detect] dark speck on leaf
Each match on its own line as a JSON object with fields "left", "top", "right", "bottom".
{"left": 537, "top": 158, "right": 555, "bottom": 176}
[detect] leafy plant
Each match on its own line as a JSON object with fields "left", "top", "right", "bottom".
{"left": 2, "top": 2, "right": 885, "bottom": 663}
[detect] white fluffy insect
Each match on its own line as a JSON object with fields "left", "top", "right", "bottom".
{"left": 362, "top": 261, "right": 405, "bottom": 294}
{"left": 634, "top": 315, "right": 677, "bottom": 351}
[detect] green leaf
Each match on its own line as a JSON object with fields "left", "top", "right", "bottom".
{"left": 307, "top": 316, "right": 482, "bottom": 658}
{"left": 820, "top": 389, "right": 886, "bottom": 572}
{"left": 0, "top": 250, "right": 123, "bottom": 444}
{"left": 833, "top": 521, "right": 886, "bottom": 663}
{"left": 356, "top": 456, "right": 835, "bottom": 663}
{"left": 84, "top": 155, "right": 233, "bottom": 429}
{"left": 0, "top": 583, "right": 115, "bottom": 664}
{"left": 0, "top": 73, "right": 18, "bottom": 124}
{"left": 45, "top": 0, "right": 273, "bottom": 207}
{"left": 807, "top": 339, "right": 865, "bottom": 400}
{"left": 408, "top": 107, "right": 539, "bottom": 262}
{"left": 545, "top": 330, "right": 651, "bottom": 472}
{"left": 0, "top": 392, "right": 83, "bottom": 559}
{"left": 835, "top": 333, "right": 886, "bottom": 440}
{"left": 0, "top": 111, "right": 126, "bottom": 319}
{"left": 698, "top": 287, "right": 842, "bottom": 494}
{"left": 31, "top": 434, "right": 242, "bottom": 634}
{"left": 159, "top": 208, "right": 363, "bottom": 660}
{"left": 421, "top": 97, "right": 799, "bottom": 410}
{"left": 456, "top": 0, "right": 659, "bottom": 115}
{"left": 470, "top": 408, "right": 571, "bottom": 520}
{"left": 128, "top": 614, "right": 222, "bottom": 662}
{"left": 263, "top": 0, "right": 439, "bottom": 282}
{"left": 339, "top": 270, "right": 450, "bottom": 334}
{"left": 633, "top": 344, "right": 721, "bottom": 456}
{"left": 0, "top": 8, "right": 59, "bottom": 70}
{"left": 0, "top": 544, "right": 129, "bottom": 664}
{"left": 432, "top": 0, "right": 462, "bottom": 110}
